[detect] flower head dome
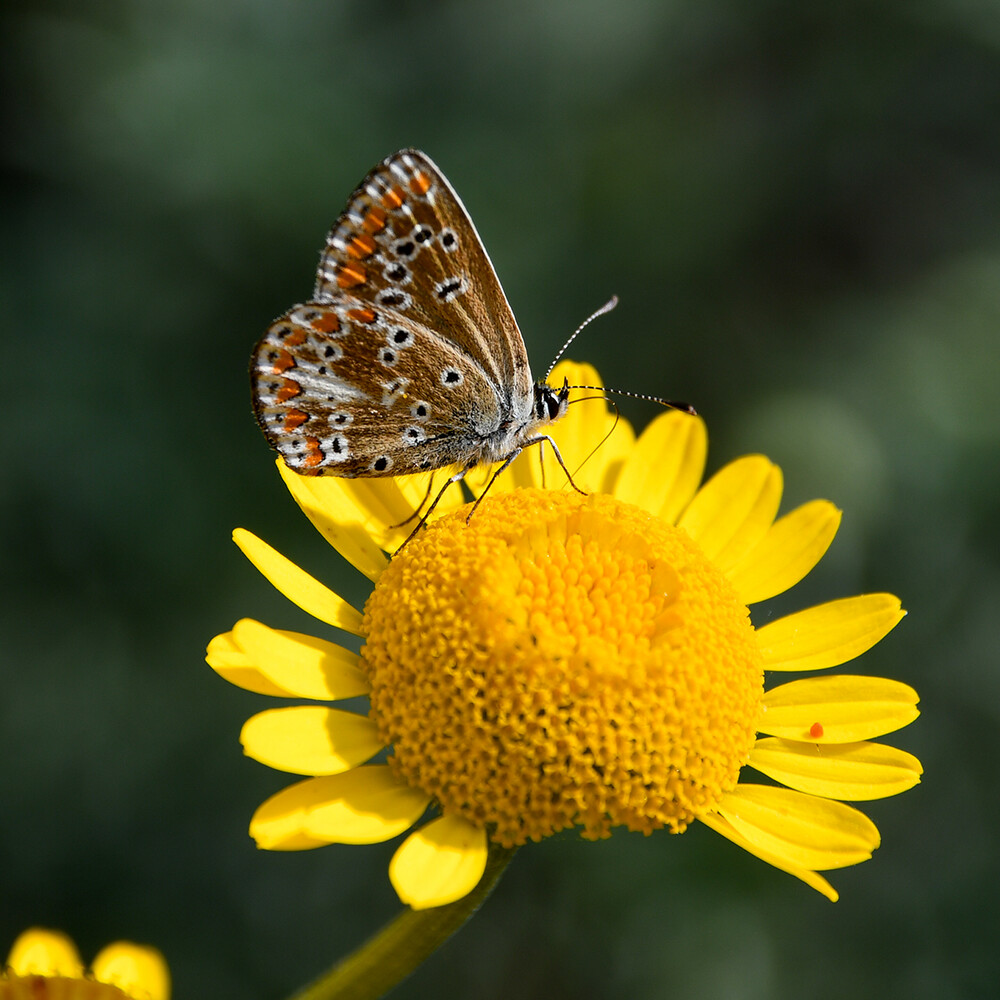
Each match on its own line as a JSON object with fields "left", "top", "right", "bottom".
{"left": 208, "top": 362, "right": 920, "bottom": 909}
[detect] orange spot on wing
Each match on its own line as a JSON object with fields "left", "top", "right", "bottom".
{"left": 270, "top": 349, "right": 295, "bottom": 374}
{"left": 347, "top": 307, "right": 377, "bottom": 324}
{"left": 337, "top": 262, "right": 367, "bottom": 288}
{"left": 363, "top": 207, "right": 387, "bottom": 234}
{"left": 275, "top": 378, "right": 300, "bottom": 403}
{"left": 302, "top": 437, "right": 324, "bottom": 469}
{"left": 809, "top": 722, "right": 824, "bottom": 739}
{"left": 410, "top": 170, "right": 431, "bottom": 195}
{"left": 381, "top": 185, "right": 405, "bottom": 210}
{"left": 283, "top": 328, "right": 307, "bottom": 347}
{"left": 311, "top": 313, "right": 340, "bottom": 334}
{"left": 283, "top": 410, "right": 309, "bottom": 432}
{"left": 347, "top": 233, "right": 377, "bottom": 259}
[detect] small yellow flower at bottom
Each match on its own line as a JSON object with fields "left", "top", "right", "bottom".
{"left": 209, "top": 361, "right": 922, "bottom": 909}
{"left": 1, "top": 928, "right": 169, "bottom": 1000}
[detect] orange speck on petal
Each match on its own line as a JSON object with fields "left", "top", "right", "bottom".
{"left": 810, "top": 722, "right": 824, "bottom": 739}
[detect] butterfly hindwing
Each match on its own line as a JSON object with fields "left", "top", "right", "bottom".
{"left": 251, "top": 301, "right": 505, "bottom": 476}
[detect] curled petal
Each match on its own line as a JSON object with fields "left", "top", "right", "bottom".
{"left": 757, "top": 594, "right": 906, "bottom": 672}
{"left": 225, "top": 618, "right": 368, "bottom": 700}
{"left": 718, "top": 784, "right": 880, "bottom": 871}
{"left": 206, "top": 630, "right": 293, "bottom": 697}
{"left": 389, "top": 815, "right": 489, "bottom": 909}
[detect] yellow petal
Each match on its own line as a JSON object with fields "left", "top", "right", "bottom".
{"left": 6, "top": 928, "right": 83, "bottom": 976}
{"left": 757, "top": 594, "right": 906, "bottom": 671}
{"left": 278, "top": 460, "right": 388, "bottom": 580}
{"left": 532, "top": 362, "right": 632, "bottom": 493}
{"left": 304, "top": 766, "right": 431, "bottom": 843}
{"left": 92, "top": 942, "right": 171, "bottom": 1000}
{"left": 206, "top": 630, "right": 295, "bottom": 697}
{"left": 719, "top": 784, "right": 880, "bottom": 870}
{"left": 250, "top": 777, "right": 347, "bottom": 850}
{"left": 227, "top": 618, "right": 368, "bottom": 700}
{"left": 232, "top": 528, "right": 364, "bottom": 635}
{"left": 727, "top": 500, "right": 842, "bottom": 605}
{"left": 240, "top": 706, "right": 382, "bottom": 775}
{"left": 750, "top": 738, "right": 923, "bottom": 800}
{"left": 389, "top": 815, "right": 489, "bottom": 909}
{"left": 678, "top": 456, "right": 782, "bottom": 569}
{"left": 698, "top": 811, "right": 838, "bottom": 901}
{"left": 759, "top": 675, "right": 920, "bottom": 742}
{"left": 612, "top": 410, "right": 707, "bottom": 523}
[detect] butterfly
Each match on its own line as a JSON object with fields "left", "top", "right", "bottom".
{"left": 250, "top": 148, "right": 575, "bottom": 500}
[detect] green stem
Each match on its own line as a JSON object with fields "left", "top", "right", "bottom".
{"left": 288, "top": 843, "right": 518, "bottom": 1000}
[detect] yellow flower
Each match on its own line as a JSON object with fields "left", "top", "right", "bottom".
{"left": 208, "top": 362, "right": 921, "bottom": 909}
{"left": 1, "top": 928, "right": 169, "bottom": 1000}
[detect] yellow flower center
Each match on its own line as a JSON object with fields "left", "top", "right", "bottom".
{"left": 361, "top": 489, "right": 763, "bottom": 847}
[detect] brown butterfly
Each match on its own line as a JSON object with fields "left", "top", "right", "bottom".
{"left": 250, "top": 149, "right": 574, "bottom": 497}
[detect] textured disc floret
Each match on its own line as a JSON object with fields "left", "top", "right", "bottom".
{"left": 361, "top": 489, "right": 765, "bottom": 847}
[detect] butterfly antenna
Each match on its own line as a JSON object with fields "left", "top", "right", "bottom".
{"left": 544, "top": 295, "right": 619, "bottom": 381}
{"left": 569, "top": 384, "right": 697, "bottom": 415}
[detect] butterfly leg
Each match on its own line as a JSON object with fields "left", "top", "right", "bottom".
{"left": 393, "top": 466, "right": 471, "bottom": 556}
{"left": 387, "top": 473, "right": 438, "bottom": 531}
{"left": 464, "top": 434, "right": 585, "bottom": 525}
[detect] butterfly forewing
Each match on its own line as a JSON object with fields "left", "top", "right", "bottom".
{"left": 313, "top": 150, "right": 531, "bottom": 403}
{"left": 251, "top": 149, "right": 565, "bottom": 483}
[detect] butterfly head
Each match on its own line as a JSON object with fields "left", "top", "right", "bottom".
{"left": 533, "top": 377, "right": 571, "bottom": 427}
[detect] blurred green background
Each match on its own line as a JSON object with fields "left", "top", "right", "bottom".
{"left": 3, "top": 1, "right": 998, "bottom": 997}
